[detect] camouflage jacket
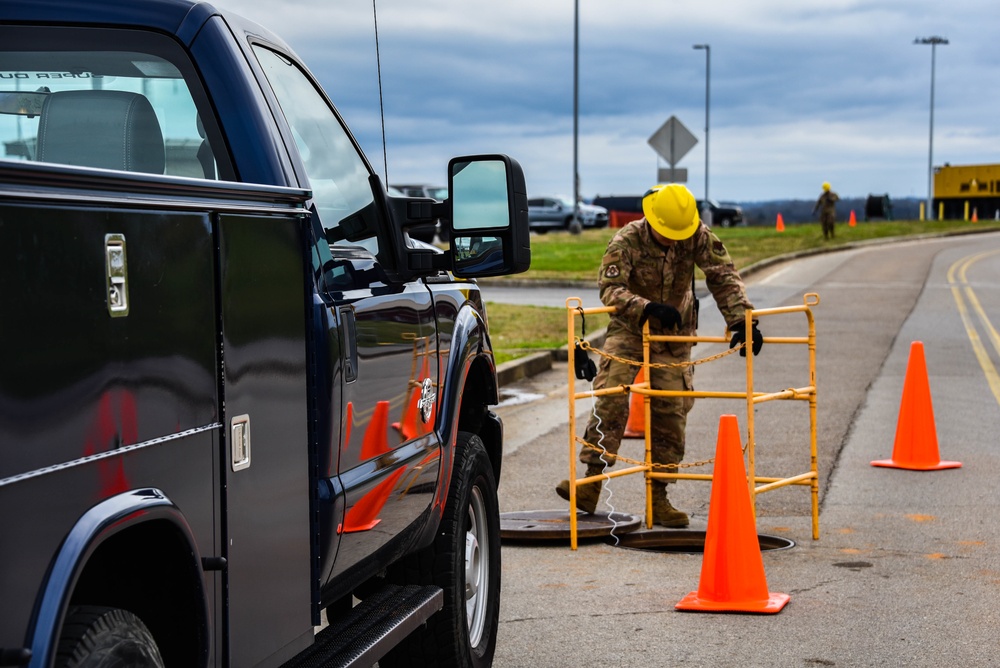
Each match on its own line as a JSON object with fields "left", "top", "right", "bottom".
{"left": 813, "top": 191, "right": 839, "bottom": 216}
{"left": 598, "top": 219, "right": 753, "bottom": 352}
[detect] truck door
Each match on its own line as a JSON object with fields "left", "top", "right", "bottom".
{"left": 248, "top": 45, "right": 442, "bottom": 584}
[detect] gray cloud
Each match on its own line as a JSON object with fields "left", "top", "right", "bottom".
{"left": 219, "top": 0, "right": 1000, "bottom": 202}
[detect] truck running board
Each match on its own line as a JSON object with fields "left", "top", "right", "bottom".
{"left": 287, "top": 584, "right": 444, "bottom": 668}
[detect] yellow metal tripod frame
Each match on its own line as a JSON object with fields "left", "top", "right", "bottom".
{"left": 565, "top": 293, "right": 821, "bottom": 549}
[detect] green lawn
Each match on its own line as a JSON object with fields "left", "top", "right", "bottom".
{"left": 487, "top": 218, "right": 1000, "bottom": 363}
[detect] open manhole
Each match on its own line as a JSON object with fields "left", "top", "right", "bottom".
{"left": 500, "top": 509, "right": 642, "bottom": 542}
{"left": 612, "top": 530, "right": 795, "bottom": 554}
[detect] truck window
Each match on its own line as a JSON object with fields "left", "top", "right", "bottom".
{"left": 0, "top": 28, "right": 223, "bottom": 180}
{"left": 252, "top": 46, "right": 377, "bottom": 254}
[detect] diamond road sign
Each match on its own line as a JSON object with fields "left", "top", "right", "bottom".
{"left": 648, "top": 116, "right": 698, "bottom": 167}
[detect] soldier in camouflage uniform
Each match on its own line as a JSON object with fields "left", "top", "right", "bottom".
{"left": 813, "top": 181, "right": 839, "bottom": 240}
{"left": 557, "top": 183, "right": 762, "bottom": 527}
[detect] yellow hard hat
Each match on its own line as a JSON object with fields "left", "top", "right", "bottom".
{"left": 822, "top": 182, "right": 831, "bottom": 191}
{"left": 642, "top": 184, "right": 700, "bottom": 241}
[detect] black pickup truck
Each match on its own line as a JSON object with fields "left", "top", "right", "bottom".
{"left": 0, "top": 2, "right": 529, "bottom": 667}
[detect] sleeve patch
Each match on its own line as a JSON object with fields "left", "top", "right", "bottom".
{"left": 604, "top": 264, "right": 621, "bottom": 278}
{"left": 712, "top": 240, "right": 726, "bottom": 256}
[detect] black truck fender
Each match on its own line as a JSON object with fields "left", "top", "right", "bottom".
{"left": 27, "top": 488, "right": 209, "bottom": 668}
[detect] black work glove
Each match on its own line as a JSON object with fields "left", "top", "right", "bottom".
{"left": 729, "top": 321, "right": 763, "bottom": 357}
{"left": 642, "top": 302, "right": 682, "bottom": 330}
{"left": 574, "top": 342, "right": 597, "bottom": 381}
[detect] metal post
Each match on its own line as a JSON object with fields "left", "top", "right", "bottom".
{"left": 693, "top": 44, "right": 710, "bottom": 201}
{"left": 914, "top": 36, "right": 948, "bottom": 221}
{"left": 572, "top": 0, "right": 580, "bottom": 228}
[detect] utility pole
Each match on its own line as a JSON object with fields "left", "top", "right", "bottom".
{"left": 693, "top": 44, "right": 710, "bottom": 202}
{"left": 914, "top": 36, "right": 947, "bottom": 220}
{"left": 572, "top": 0, "right": 580, "bottom": 232}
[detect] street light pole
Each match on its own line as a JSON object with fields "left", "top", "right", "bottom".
{"left": 914, "top": 36, "right": 947, "bottom": 221}
{"left": 693, "top": 44, "right": 710, "bottom": 203}
{"left": 572, "top": 0, "right": 580, "bottom": 229}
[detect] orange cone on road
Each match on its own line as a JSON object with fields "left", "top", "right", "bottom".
{"left": 871, "top": 341, "right": 961, "bottom": 471}
{"left": 775, "top": 213, "right": 785, "bottom": 232}
{"left": 623, "top": 368, "right": 646, "bottom": 438}
{"left": 849, "top": 210, "right": 857, "bottom": 227}
{"left": 676, "top": 415, "right": 790, "bottom": 614}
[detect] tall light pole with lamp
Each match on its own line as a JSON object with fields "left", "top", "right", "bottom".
{"left": 914, "top": 36, "right": 947, "bottom": 220}
{"left": 572, "top": 0, "right": 580, "bottom": 232}
{"left": 693, "top": 44, "right": 710, "bottom": 206}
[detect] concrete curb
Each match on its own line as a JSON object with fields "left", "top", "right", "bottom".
{"left": 490, "top": 226, "right": 1000, "bottom": 386}
{"left": 495, "top": 328, "right": 607, "bottom": 387}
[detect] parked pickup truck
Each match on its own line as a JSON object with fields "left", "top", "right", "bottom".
{"left": 0, "top": 2, "right": 530, "bottom": 667}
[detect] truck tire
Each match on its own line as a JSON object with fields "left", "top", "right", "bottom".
{"left": 383, "top": 432, "right": 501, "bottom": 667}
{"left": 56, "top": 606, "right": 164, "bottom": 668}
{"left": 718, "top": 217, "right": 733, "bottom": 228}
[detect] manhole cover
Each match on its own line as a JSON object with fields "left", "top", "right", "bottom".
{"left": 500, "top": 509, "right": 641, "bottom": 541}
{"left": 613, "top": 530, "right": 795, "bottom": 554}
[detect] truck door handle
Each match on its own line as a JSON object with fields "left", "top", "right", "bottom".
{"left": 340, "top": 307, "right": 358, "bottom": 383}
{"left": 105, "top": 233, "right": 129, "bottom": 317}
{"left": 231, "top": 414, "right": 251, "bottom": 471}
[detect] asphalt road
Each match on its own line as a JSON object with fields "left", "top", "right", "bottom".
{"left": 489, "top": 231, "right": 1000, "bottom": 667}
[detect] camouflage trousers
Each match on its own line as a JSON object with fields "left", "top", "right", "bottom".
{"left": 580, "top": 335, "right": 695, "bottom": 472}
{"left": 821, "top": 212, "right": 836, "bottom": 239}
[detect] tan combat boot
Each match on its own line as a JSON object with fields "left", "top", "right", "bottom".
{"left": 555, "top": 466, "right": 605, "bottom": 514}
{"left": 652, "top": 484, "right": 689, "bottom": 528}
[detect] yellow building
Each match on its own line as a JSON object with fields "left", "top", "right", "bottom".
{"left": 933, "top": 163, "right": 1000, "bottom": 220}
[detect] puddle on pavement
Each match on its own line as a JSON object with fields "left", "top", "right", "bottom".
{"left": 497, "top": 388, "right": 545, "bottom": 407}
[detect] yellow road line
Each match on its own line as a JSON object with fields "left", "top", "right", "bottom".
{"left": 958, "top": 251, "right": 1000, "bottom": 358}
{"left": 947, "top": 251, "right": 1000, "bottom": 405}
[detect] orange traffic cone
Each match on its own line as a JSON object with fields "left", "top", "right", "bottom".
{"left": 775, "top": 213, "right": 785, "bottom": 232}
{"left": 361, "top": 400, "right": 392, "bottom": 460}
{"left": 344, "top": 401, "right": 354, "bottom": 445}
{"left": 393, "top": 356, "right": 435, "bottom": 440}
{"left": 972, "top": 208, "right": 979, "bottom": 222}
{"left": 623, "top": 367, "right": 646, "bottom": 438}
{"left": 340, "top": 468, "right": 407, "bottom": 533}
{"left": 676, "top": 415, "right": 790, "bottom": 614}
{"left": 871, "top": 341, "right": 961, "bottom": 470}
{"left": 393, "top": 382, "right": 423, "bottom": 441}
{"left": 849, "top": 210, "right": 857, "bottom": 227}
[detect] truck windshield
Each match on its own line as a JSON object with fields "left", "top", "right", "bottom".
{"left": 253, "top": 45, "right": 376, "bottom": 253}
{"left": 0, "top": 28, "right": 222, "bottom": 179}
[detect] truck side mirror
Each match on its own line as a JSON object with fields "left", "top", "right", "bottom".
{"left": 447, "top": 154, "right": 530, "bottom": 278}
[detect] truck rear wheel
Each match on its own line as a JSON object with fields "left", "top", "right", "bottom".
{"left": 383, "top": 432, "right": 501, "bottom": 667}
{"left": 56, "top": 606, "right": 164, "bottom": 668}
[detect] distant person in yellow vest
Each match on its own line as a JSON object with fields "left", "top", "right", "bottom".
{"left": 813, "top": 182, "right": 839, "bottom": 240}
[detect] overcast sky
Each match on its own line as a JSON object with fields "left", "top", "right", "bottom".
{"left": 219, "top": 0, "right": 999, "bottom": 203}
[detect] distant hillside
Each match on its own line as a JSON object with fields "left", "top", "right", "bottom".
{"left": 739, "top": 196, "right": 922, "bottom": 225}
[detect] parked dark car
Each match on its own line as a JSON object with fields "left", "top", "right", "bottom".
{"left": 698, "top": 199, "right": 745, "bottom": 227}
{"left": 592, "top": 194, "right": 643, "bottom": 215}
{"left": 527, "top": 196, "right": 607, "bottom": 232}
